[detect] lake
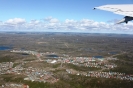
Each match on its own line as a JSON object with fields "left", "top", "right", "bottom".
{"left": 0, "top": 46, "right": 12, "bottom": 51}
{"left": 94, "top": 56, "right": 103, "bottom": 58}
{"left": 46, "top": 55, "right": 59, "bottom": 58}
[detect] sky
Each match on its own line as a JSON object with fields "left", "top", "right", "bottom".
{"left": 0, "top": 0, "right": 133, "bottom": 34}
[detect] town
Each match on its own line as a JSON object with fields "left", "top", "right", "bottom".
{"left": 0, "top": 49, "right": 133, "bottom": 87}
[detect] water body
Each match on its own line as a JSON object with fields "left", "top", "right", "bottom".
{"left": 94, "top": 56, "right": 103, "bottom": 58}
{"left": 46, "top": 55, "right": 58, "bottom": 58}
{"left": 109, "top": 52, "right": 117, "bottom": 55}
{"left": 0, "top": 46, "right": 12, "bottom": 51}
{"left": 21, "top": 53, "right": 30, "bottom": 55}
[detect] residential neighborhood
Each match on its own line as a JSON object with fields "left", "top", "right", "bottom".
{"left": 0, "top": 49, "right": 133, "bottom": 88}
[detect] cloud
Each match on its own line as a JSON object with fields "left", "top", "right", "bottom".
{"left": 44, "top": 17, "right": 59, "bottom": 23}
{"left": 5, "top": 18, "right": 26, "bottom": 25}
{"left": 0, "top": 17, "right": 133, "bottom": 34}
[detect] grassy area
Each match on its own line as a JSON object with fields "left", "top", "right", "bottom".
{"left": 13, "top": 63, "right": 20, "bottom": 68}
{"left": 0, "top": 74, "right": 25, "bottom": 83}
{"left": 23, "top": 59, "right": 36, "bottom": 61}
{"left": 0, "top": 56, "right": 14, "bottom": 62}
{"left": 52, "top": 63, "right": 61, "bottom": 68}
{"left": 109, "top": 61, "right": 133, "bottom": 74}
{"left": 107, "top": 53, "right": 133, "bottom": 74}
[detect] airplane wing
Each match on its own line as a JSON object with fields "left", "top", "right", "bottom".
{"left": 94, "top": 4, "right": 133, "bottom": 17}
